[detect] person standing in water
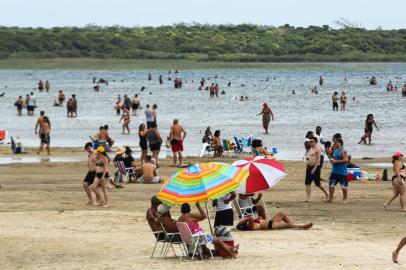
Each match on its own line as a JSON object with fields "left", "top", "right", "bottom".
{"left": 45, "top": 80, "right": 50, "bottom": 92}
{"left": 37, "top": 116, "right": 51, "bottom": 155}
{"left": 257, "top": 103, "right": 274, "bottom": 134}
{"left": 119, "top": 108, "right": 131, "bottom": 134}
{"left": 332, "top": 92, "right": 339, "bottom": 111}
{"left": 358, "top": 114, "right": 379, "bottom": 145}
{"left": 15, "top": 96, "right": 23, "bottom": 116}
{"left": 340, "top": 91, "right": 347, "bottom": 111}
{"left": 131, "top": 94, "right": 140, "bottom": 116}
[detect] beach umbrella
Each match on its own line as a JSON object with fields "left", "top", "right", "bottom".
{"left": 232, "top": 156, "right": 287, "bottom": 194}
{"left": 157, "top": 162, "right": 249, "bottom": 234}
{"left": 157, "top": 162, "right": 249, "bottom": 205}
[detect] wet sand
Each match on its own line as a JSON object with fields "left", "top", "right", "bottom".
{"left": 0, "top": 152, "right": 404, "bottom": 269}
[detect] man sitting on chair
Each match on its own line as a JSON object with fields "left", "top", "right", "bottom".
{"left": 157, "top": 204, "right": 182, "bottom": 242}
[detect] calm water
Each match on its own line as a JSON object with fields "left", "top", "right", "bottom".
{"left": 0, "top": 63, "right": 405, "bottom": 160}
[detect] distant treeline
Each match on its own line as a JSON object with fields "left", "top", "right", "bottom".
{"left": 1, "top": 24, "right": 406, "bottom": 62}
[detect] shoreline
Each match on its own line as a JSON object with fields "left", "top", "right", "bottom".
{"left": 1, "top": 58, "right": 406, "bottom": 70}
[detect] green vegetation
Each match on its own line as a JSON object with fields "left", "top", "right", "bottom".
{"left": 0, "top": 24, "right": 406, "bottom": 64}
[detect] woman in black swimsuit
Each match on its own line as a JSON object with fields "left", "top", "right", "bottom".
{"left": 358, "top": 114, "right": 379, "bottom": 144}
{"left": 384, "top": 151, "right": 406, "bottom": 211}
{"left": 90, "top": 147, "right": 110, "bottom": 207}
{"left": 138, "top": 124, "right": 148, "bottom": 165}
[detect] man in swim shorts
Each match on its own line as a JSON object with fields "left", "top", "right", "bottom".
{"left": 332, "top": 92, "right": 339, "bottom": 111}
{"left": 83, "top": 142, "right": 98, "bottom": 204}
{"left": 169, "top": 119, "right": 187, "bottom": 167}
{"left": 325, "top": 138, "right": 349, "bottom": 203}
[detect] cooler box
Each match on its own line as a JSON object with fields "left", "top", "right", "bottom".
{"left": 347, "top": 168, "right": 361, "bottom": 179}
{"left": 217, "top": 240, "right": 234, "bottom": 257}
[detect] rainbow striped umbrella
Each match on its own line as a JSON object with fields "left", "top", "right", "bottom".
{"left": 157, "top": 162, "right": 249, "bottom": 205}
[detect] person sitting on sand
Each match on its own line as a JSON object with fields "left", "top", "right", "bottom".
{"left": 251, "top": 139, "right": 274, "bottom": 159}
{"left": 139, "top": 155, "right": 161, "bottom": 183}
{"left": 178, "top": 202, "right": 239, "bottom": 258}
{"left": 238, "top": 193, "right": 266, "bottom": 219}
{"left": 384, "top": 151, "right": 406, "bottom": 211}
{"left": 236, "top": 211, "right": 313, "bottom": 231}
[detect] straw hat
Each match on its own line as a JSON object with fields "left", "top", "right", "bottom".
{"left": 116, "top": 146, "right": 125, "bottom": 155}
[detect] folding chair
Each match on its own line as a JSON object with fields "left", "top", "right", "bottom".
{"left": 113, "top": 160, "right": 137, "bottom": 183}
{"left": 233, "top": 136, "right": 243, "bottom": 153}
{"left": 159, "top": 222, "right": 185, "bottom": 259}
{"left": 241, "top": 137, "right": 252, "bottom": 154}
{"left": 150, "top": 229, "right": 166, "bottom": 258}
{"left": 176, "top": 222, "right": 213, "bottom": 261}
{"left": 199, "top": 143, "right": 214, "bottom": 157}
{"left": 232, "top": 198, "right": 256, "bottom": 219}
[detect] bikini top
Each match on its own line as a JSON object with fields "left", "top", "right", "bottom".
{"left": 96, "top": 161, "right": 104, "bottom": 167}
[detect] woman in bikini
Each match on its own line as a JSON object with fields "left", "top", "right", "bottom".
{"left": 257, "top": 103, "right": 274, "bottom": 134}
{"left": 340, "top": 91, "right": 347, "bottom": 111}
{"left": 236, "top": 211, "right": 313, "bottom": 231}
{"left": 178, "top": 202, "right": 239, "bottom": 258}
{"left": 90, "top": 147, "right": 110, "bottom": 207}
{"left": 119, "top": 108, "right": 131, "bottom": 134}
{"left": 384, "top": 151, "right": 406, "bottom": 211}
{"left": 358, "top": 114, "right": 379, "bottom": 144}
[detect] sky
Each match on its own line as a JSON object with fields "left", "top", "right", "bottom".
{"left": 1, "top": 0, "right": 405, "bottom": 29}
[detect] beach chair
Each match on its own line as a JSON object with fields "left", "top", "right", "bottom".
{"left": 232, "top": 198, "right": 256, "bottom": 219}
{"left": 199, "top": 143, "right": 214, "bottom": 157}
{"left": 222, "top": 139, "right": 235, "bottom": 158}
{"left": 150, "top": 229, "right": 166, "bottom": 258}
{"left": 233, "top": 136, "right": 243, "bottom": 153}
{"left": 159, "top": 222, "right": 185, "bottom": 259}
{"left": 247, "top": 135, "right": 254, "bottom": 146}
{"left": 241, "top": 137, "right": 252, "bottom": 154}
{"left": 10, "top": 136, "right": 22, "bottom": 154}
{"left": 176, "top": 222, "right": 213, "bottom": 261}
{"left": 113, "top": 160, "right": 137, "bottom": 183}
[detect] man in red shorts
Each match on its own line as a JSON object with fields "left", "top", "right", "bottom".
{"left": 169, "top": 119, "right": 187, "bottom": 167}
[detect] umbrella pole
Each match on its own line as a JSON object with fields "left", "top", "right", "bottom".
{"left": 261, "top": 197, "right": 270, "bottom": 219}
{"left": 205, "top": 202, "right": 214, "bottom": 235}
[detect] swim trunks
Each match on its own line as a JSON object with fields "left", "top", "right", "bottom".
{"left": 40, "top": 133, "right": 50, "bottom": 144}
{"left": 329, "top": 173, "right": 348, "bottom": 189}
{"left": 84, "top": 171, "right": 96, "bottom": 185}
{"left": 171, "top": 139, "right": 183, "bottom": 152}
{"left": 305, "top": 165, "right": 321, "bottom": 186}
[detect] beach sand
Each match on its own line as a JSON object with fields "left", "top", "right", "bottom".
{"left": 0, "top": 149, "right": 404, "bottom": 269}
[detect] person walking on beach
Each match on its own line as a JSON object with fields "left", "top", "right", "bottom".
{"left": 393, "top": 237, "right": 406, "bottom": 263}
{"left": 83, "top": 142, "right": 98, "bottom": 205}
{"left": 304, "top": 137, "right": 329, "bottom": 202}
{"left": 35, "top": 111, "right": 45, "bottom": 140}
{"left": 145, "top": 104, "right": 154, "bottom": 128}
{"left": 332, "top": 92, "right": 339, "bottom": 111}
{"left": 119, "top": 108, "right": 131, "bottom": 134}
{"left": 15, "top": 96, "right": 23, "bottom": 116}
{"left": 340, "top": 91, "right": 347, "bottom": 111}
{"left": 257, "top": 103, "right": 274, "bottom": 134}
{"left": 131, "top": 94, "right": 140, "bottom": 116}
{"left": 37, "top": 116, "right": 51, "bottom": 155}
{"left": 358, "top": 114, "right": 379, "bottom": 145}
{"left": 325, "top": 138, "right": 348, "bottom": 203}
{"left": 384, "top": 151, "right": 406, "bottom": 211}
{"left": 169, "top": 119, "right": 187, "bottom": 167}
{"left": 90, "top": 147, "right": 110, "bottom": 207}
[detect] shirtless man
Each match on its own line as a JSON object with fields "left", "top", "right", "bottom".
{"left": 332, "top": 92, "right": 339, "bottom": 111}
{"left": 209, "top": 83, "right": 215, "bottom": 98}
{"left": 140, "top": 155, "right": 161, "bottom": 183}
{"left": 304, "top": 137, "right": 329, "bottom": 202}
{"left": 35, "top": 111, "right": 46, "bottom": 138}
{"left": 58, "top": 90, "right": 65, "bottom": 105}
{"left": 131, "top": 94, "right": 140, "bottom": 116}
{"left": 99, "top": 125, "right": 114, "bottom": 149}
{"left": 83, "top": 142, "right": 99, "bottom": 204}
{"left": 169, "top": 119, "right": 187, "bottom": 167}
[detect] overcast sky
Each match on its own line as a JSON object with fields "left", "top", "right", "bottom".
{"left": 1, "top": 0, "right": 405, "bottom": 29}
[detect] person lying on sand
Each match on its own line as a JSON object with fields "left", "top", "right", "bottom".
{"left": 236, "top": 211, "right": 313, "bottom": 231}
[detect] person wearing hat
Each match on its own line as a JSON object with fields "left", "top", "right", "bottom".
{"left": 157, "top": 204, "right": 180, "bottom": 234}
{"left": 384, "top": 151, "right": 406, "bottom": 211}
{"left": 256, "top": 102, "right": 274, "bottom": 134}
{"left": 90, "top": 146, "right": 110, "bottom": 207}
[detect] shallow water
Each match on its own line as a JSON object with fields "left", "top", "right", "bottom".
{"left": 0, "top": 63, "right": 405, "bottom": 160}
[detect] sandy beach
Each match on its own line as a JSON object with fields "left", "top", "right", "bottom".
{"left": 0, "top": 147, "right": 404, "bottom": 270}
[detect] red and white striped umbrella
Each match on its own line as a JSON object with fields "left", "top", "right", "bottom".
{"left": 232, "top": 156, "right": 287, "bottom": 194}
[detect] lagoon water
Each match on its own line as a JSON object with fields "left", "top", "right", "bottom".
{"left": 0, "top": 63, "right": 405, "bottom": 160}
